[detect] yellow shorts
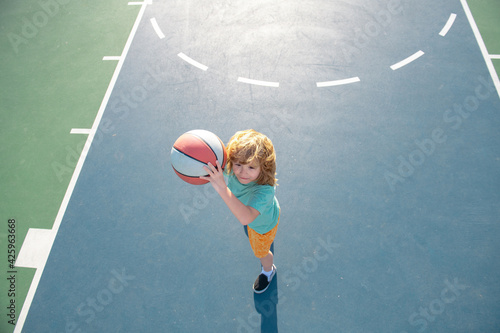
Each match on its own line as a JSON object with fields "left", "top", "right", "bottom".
{"left": 248, "top": 216, "right": 280, "bottom": 259}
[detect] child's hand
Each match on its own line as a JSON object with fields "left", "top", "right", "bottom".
{"left": 201, "top": 160, "right": 259, "bottom": 226}
{"left": 201, "top": 161, "right": 226, "bottom": 193}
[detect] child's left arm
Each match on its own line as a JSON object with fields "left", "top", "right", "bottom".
{"left": 201, "top": 161, "right": 260, "bottom": 226}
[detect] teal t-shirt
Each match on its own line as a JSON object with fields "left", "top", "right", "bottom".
{"left": 227, "top": 173, "right": 280, "bottom": 234}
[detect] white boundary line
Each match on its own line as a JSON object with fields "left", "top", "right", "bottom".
{"left": 177, "top": 52, "right": 209, "bottom": 71}
{"left": 390, "top": 50, "right": 425, "bottom": 70}
{"left": 13, "top": 2, "right": 151, "bottom": 332}
{"left": 439, "top": 13, "right": 457, "bottom": 36}
{"left": 150, "top": 17, "right": 165, "bottom": 39}
{"left": 317, "top": 76, "right": 361, "bottom": 87}
{"left": 491, "top": 55, "right": 500, "bottom": 60}
{"left": 460, "top": 0, "right": 500, "bottom": 99}
{"left": 237, "top": 77, "right": 279, "bottom": 87}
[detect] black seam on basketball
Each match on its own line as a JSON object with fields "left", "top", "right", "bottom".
{"left": 172, "top": 147, "right": 210, "bottom": 166}
{"left": 188, "top": 132, "right": 220, "bottom": 163}
{"left": 174, "top": 169, "right": 209, "bottom": 179}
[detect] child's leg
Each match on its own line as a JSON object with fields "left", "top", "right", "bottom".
{"left": 248, "top": 224, "right": 279, "bottom": 293}
{"left": 260, "top": 251, "right": 274, "bottom": 272}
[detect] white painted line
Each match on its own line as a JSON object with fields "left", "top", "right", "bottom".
{"left": 237, "top": 77, "right": 279, "bottom": 88}
{"left": 439, "top": 13, "right": 457, "bottom": 36}
{"left": 14, "top": 1, "right": 151, "bottom": 332}
{"left": 317, "top": 76, "right": 360, "bottom": 87}
{"left": 15, "top": 229, "right": 55, "bottom": 270}
{"left": 491, "top": 55, "right": 500, "bottom": 60}
{"left": 178, "top": 52, "right": 209, "bottom": 71}
{"left": 150, "top": 17, "right": 165, "bottom": 39}
{"left": 129, "top": 0, "right": 152, "bottom": 5}
{"left": 70, "top": 128, "right": 92, "bottom": 134}
{"left": 460, "top": 0, "right": 500, "bottom": 99}
{"left": 390, "top": 50, "right": 425, "bottom": 70}
{"left": 103, "top": 56, "right": 121, "bottom": 61}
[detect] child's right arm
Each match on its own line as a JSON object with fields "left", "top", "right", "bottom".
{"left": 201, "top": 161, "right": 260, "bottom": 226}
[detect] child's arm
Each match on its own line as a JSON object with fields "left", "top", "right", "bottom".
{"left": 201, "top": 161, "right": 260, "bottom": 226}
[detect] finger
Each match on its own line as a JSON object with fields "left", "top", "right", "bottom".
{"left": 205, "top": 163, "right": 216, "bottom": 172}
{"left": 218, "top": 160, "right": 226, "bottom": 171}
{"left": 210, "top": 162, "right": 220, "bottom": 173}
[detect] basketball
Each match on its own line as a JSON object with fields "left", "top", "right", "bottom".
{"left": 170, "top": 130, "right": 227, "bottom": 185}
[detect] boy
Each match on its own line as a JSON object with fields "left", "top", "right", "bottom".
{"left": 201, "top": 129, "right": 280, "bottom": 293}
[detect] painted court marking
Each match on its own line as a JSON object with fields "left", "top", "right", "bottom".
{"left": 147, "top": 12, "right": 462, "bottom": 87}
{"left": 390, "top": 50, "right": 425, "bottom": 70}
{"left": 16, "top": 229, "right": 55, "bottom": 270}
{"left": 150, "top": 17, "right": 165, "bottom": 39}
{"left": 103, "top": 56, "right": 122, "bottom": 61}
{"left": 237, "top": 77, "right": 280, "bottom": 87}
{"left": 317, "top": 77, "right": 361, "bottom": 88}
{"left": 70, "top": 128, "right": 92, "bottom": 134}
{"left": 13, "top": 2, "right": 152, "bottom": 333}
{"left": 128, "top": 0, "right": 152, "bottom": 5}
{"left": 178, "top": 52, "right": 209, "bottom": 71}
{"left": 439, "top": 13, "right": 457, "bottom": 36}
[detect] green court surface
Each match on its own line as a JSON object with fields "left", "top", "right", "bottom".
{"left": 1, "top": 1, "right": 499, "bottom": 332}
{"left": 1, "top": 1, "right": 139, "bottom": 332}
{"left": 468, "top": 0, "right": 500, "bottom": 53}
{"left": 468, "top": 0, "right": 500, "bottom": 79}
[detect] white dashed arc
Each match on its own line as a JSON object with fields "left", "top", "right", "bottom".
{"left": 150, "top": 12, "right": 457, "bottom": 88}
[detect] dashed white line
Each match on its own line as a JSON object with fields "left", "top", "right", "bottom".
{"left": 102, "top": 56, "right": 121, "bottom": 61}
{"left": 153, "top": 12, "right": 473, "bottom": 87}
{"left": 150, "top": 18, "right": 165, "bottom": 39}
{"left": 390, "top": 50, "right": 425, "bottom": 70}
{"left": 317, "top": 77, "right": 360, "bottom": 87}
{"left": 439, "top": 13, "right": 457, "bottom": 36}
{"left": 70, "top": 128, "right": 92, "bottom": 134}
{"left": 177, "top": 52, "right": 209, "bottom": 71}
{"left": 237, "top": 77, "right": 279, "bottom": 87}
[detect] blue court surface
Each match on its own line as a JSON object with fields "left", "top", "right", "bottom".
{"left": 19, "top": 1, "right": 500, "bottom": 332}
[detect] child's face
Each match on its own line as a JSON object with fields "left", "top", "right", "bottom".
{"left": 233, "top": 159, "right": 261, "bottom": 184}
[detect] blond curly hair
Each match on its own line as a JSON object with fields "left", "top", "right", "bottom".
{"left": 225, "top": 129, "right": 277, "bottom": 186}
